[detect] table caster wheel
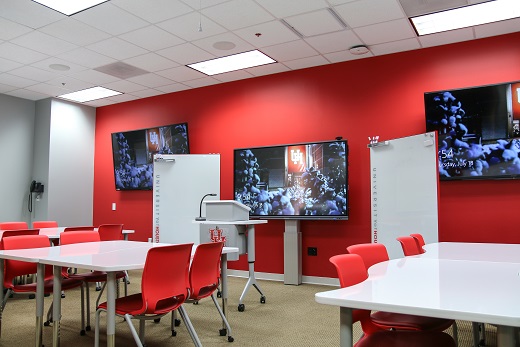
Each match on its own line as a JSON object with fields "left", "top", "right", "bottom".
{"left": 260, "top": 296, "right": 266, "bottom": 304}
{"left": 80, "top": 329, "right": 86, "bottom": 336}
{"left": 238, "top": 304, "right": 245, "bottom": 312}
{"left": 174, "top": 319, "right": 181, "bottom": 326}
{"left": 154, "top": 318, "right": 161, "bottom": 323}
{"left": 217, "top": 290, "right": 222, "bottom": 298}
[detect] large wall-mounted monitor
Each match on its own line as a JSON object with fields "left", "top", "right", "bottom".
{"left": 425, "top": 81, "right": 520, "bottom": 180}
{"left": 233, "top": 140, "right": 348, "bottom": 220}
{"left": 111, "top": 122, "right": 189, "bottom": 190}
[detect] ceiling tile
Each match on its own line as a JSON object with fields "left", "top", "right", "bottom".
{"left": 5, "top": 88, "right": 49, "bottom": 100}
{"left": 31, "top": 57, "right": 88, "bottom": 75}
{"left": 369, "top": 37, "right": 421, "bottom": 56}
{"left": 0, "top": 17, "right": 33, "bottom": 41}
{"left": 261, "top": 40, "right": 319, "bottom": 62}
{"left": 0, "top": 73, "right": 39, "bottom": 88}
{"left": 0, "top": 57, "right": 23, "bottom": 72}
{"left": 71, "top": 69, "right": 120, "bottom": 85}
{"left": 39, "top": 18, "right": 111, "bottom": 46}
{"left": 56, "top": 48, "right": 116, "bottom": 69}
{"left": 324, "top": 50, "right": 373, "bottom": 64}
{"left": 10, "top": 31, "right": 77, "bottom": 56}
{"left": 283, "top": 55, "right": 330, "bottom": 70}
{"left": 1, "top": 0, "right": 63, "bottom": 29}
{"left": 157, "top": 43, "right": 215, "bottom": 65}
{"left": 0, "top": 83, "right": 17, "bottom": 94}
{"left": 354, "top": 19, "right": 416, "bottom": 45}
{"left": 87, "top": 37, "right": 148, "bottom": 61}
{"left": 234, "top": 20, "right": 300, "bottom": 48}
{"left": 255, "top": 0, "right": 329, "bottom": 18}
{"left": 182, "top": 77, "right": 220, "bottom": 88}
{"left": 102, "top": 80, "right": 147, "bottom": 93}
{"left": 474, "top": 18, "right": 520, "bottom": 39}
{"left": 111, "top": 0, "right": 194, "bottom": 23}
{"left": 191, "top": 32, "right": 254, "bottom": 56}
{"left": 335, "top": 0, "right": 406, "bottom": 28}
{"left": 211, "top": 69, "right": 254, "bottom": 82}
{"left": 24, "top": 82, "right": 69, "bottom": 97}
{"left": 284, "top": 9, "right": 346, "bottom": 37}
{"left": 129, "top": 88, "right": 166, "bottom": 98}
{"left": 155, "top": 65, "right": 206, "bottom": 82}
{"left": 0, "top": 43, "right": 49, "bottom": 64}
{"left": 8, "top": 66, "right": 56, "bottom": 82}
{"left": 126, "top": 73, "right": 177, "bottom": 88}
{"left": 418, "top": 28, "right": 475, "bottom": 48}
{"left": 246, "top": 62, "right": 290, "bottom": 77}
{"left": 305, "top": 30, "right": 363, "bottom": 54}
{"left": 73, "top": 3, "right": 149, "bottom": 36}
{"left": 124, "top": 53, "right": 180, "bottom": 73}
{"left": 155, "top": 83, "right": 192, "bottom": 93}
{"left": 202, "top": 0, "right": 274, "bottom": 30}
{"left": 46, "top": 76, "right": 94, "bottom": 91}
{"left": 158, "top": 12, "right": 227, "bottom": 41}
{"left": 119, "top": 26, "right": 185, "bottom": 51}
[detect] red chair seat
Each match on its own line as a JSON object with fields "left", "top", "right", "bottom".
{"left": 69, "top": 270, "right": 126, "bottom": 283}
{"left": 10, "top": 278, "right": 83, "bottom": 294}
{"left": 356, "top": 330, "right": 456, "bottom": 347}
{"left": 371, "top": 311, "right": 455, "bottom": 331}
{"left": 98, "top": 293, "right": 186, "bottom": 316}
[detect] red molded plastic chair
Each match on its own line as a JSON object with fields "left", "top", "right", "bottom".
{"left": 187, "top": 241, "right": 233, "bottom": 342}
{"left": 97, "top": 224, "right": 124, "bottom": 241}
{"left": 410, "top": 233, "right": 426, "bottom": 253}
{"left": 60, "top": 230, "right": 126, "bottom": 335}
{"left": 0, "top": 221, "right": 29, "bottom": 230}
{"left": 329, "top": 253, "right": 457, "bottom": 347}
{"left": 2, "top": 235, "right": 84, "bottom": 331}
{"left": 32, "top": 221, "right": 58, "bottom": 228}
{"left": 347, "top": 243, "right": 457, "bottom": 338}
{"left": 94, "top": 243, "right": 199, "bottom": 347}
{"left": 0, "top": 229, "right": 40, "bottom": 249}
{"left": 63, "top": 226, "right": 95, "bottom": 232}
{"left": 397, "top": 236, "right": 422, "bottom": 256}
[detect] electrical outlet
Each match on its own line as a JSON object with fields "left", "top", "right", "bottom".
{"left": 308, "top": 247, "right": 318, "bottom": 256}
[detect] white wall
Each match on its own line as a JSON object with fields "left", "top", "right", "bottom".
{"left": 0, "top": 94, "right": 35, "bottom": 224}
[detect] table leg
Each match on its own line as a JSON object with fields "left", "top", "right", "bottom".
{"left": 339, "top": 307, "right": 353, "bottom": 347}
{"left": 497, "top": 325, "right": 515, "bottom": 347}
{"left": 52, "top": 265, "right": 62, "bottom": 347}
{"left": 35, "top": 263, "right": 44, "bottom": 347}
{"left": 106, "top": 272, "right": 116, "bottom": 347}
{"left": 237, "top": 225, "right": 266, "bottom": 310}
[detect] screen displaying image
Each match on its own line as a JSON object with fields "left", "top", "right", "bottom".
{"left": 234, "top": 140, "right": 348, "bottom": 220}
{"left": 425, "top": 81, "right": 520, "bottom": 180}
{"left": 112, "top": 123, "right": 189, "bottom": 190}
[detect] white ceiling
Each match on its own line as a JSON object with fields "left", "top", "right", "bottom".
{"left": 1, "top": 0, "right": 519, "bottom": 107}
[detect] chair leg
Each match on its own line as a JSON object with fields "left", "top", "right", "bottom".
{"left": 211, "top": 293, "right": 234, "bottom": 342}
{"left": 178, "top": 305, "right": 202, "bottom": 347}
{"left": 472, "top": 322, "right": 481, "bottom": 347}
{"left": 451, "top": 321, "right": 458, "bottom": 347}
{"left": 79, "top": 284, "right": 86, "bottom": 335}
{"left": 124, "top": 314, "right": 144, "bottom": 347}
{"left": 94, "top": 308, "right": 102, "bottom": 347}
{"left": 95, "top": 282, "right": 107, "bottom": 308}
{"left": 85, "top": 282, "right": 91, "bottom": 331}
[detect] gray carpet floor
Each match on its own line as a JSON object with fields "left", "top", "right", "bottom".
{"left": 0, "top": 271, "right": 496, "bottom": 346}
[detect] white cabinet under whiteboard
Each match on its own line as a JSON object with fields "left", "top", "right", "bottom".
{"left": 153, "top": 154, "right": 220, "bottom": 245}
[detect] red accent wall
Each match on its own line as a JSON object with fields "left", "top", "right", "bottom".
{"left": 94, "top": 32, "right": 520, "bottom": 278}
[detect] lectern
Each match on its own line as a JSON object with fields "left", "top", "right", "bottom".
{"left": 198, "top": 200, "right": 267, "bottom": 312}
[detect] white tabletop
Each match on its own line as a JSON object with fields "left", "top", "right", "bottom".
{"left": 37, "top": 227, "right": 135, "bottom": 240}
{"left": 421, "top": 242, "right": 520, "bottom": 263}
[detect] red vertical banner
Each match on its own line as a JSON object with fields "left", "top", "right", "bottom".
{"left": 287, "top": 145, "right": 306, "bottom": 173}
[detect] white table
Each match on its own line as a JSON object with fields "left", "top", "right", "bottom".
{"left": 0, "top": 241, "right": 238, "bottom": 347}
{"left": 421, "top": 242, "right": 520, "bottom": 263}
{"left": 196, "top": 219, "right": 267, "bottom": 312}
{"left": 37, "top": 227, "right": 135, "bottom": 241}
{"left": 315, "top": 251, "right": 520, "bottom": 347}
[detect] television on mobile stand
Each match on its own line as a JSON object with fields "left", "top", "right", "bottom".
{"left": 424, "top": 81, "right": 520, "bottom": 181}
{"left": 111, "top": 122, "right": 189, "bottom": 190}
{"left": 233, "top": 139, "right": 348, "bottom": 220}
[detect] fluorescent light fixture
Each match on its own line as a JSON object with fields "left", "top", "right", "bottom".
{"left": 58, "top": 86, "right": 122, "bottom": 103}
{"left": 187, "top": 50, "right": 276, "bottom": 76}
{"left": 32, "top": 0, "right": 109, "bottom": 16}
{"left": 411, "top": 0, "right": 520, "bottom": 36}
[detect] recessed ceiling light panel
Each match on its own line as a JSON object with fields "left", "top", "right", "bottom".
{"left": 411, "top": 0, "right": 520, "bottom": 36}
{"left": 32, "top": 0, "right": 109, "bottom": 16}
{"left": 187, "top": 50, "right": 276, "bottom": 76}
{"left": 58, "top": 86, "right": 122, "bottom": 103}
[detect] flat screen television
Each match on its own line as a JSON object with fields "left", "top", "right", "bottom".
{"left": 111, "top": 122, "right": 189, "bottom": 190}
{"left": 233, "top": 140, "right": 348, "bottom": 220}
{"left": 425, "top": 81, "right": 520, "bottom": 180}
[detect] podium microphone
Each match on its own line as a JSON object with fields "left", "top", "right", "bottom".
{"left": 195, "top": 193, "right": 217, "bottom": 221}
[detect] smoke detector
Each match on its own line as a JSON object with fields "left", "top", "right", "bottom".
{"left": 349, "top": 45, "right": 370, "bottom": 55}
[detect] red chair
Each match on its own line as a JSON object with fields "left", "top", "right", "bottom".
{"left": 32, "top": 221, "right": 58, "bottom": 228}
{"left": 94, "top": 243, "right": 199, "bottom": 347}
{"left": 397, "top": 236, "right": 422, "bottom": 256}
{"left": 60, "top": 230, "right": 127, "bottom": 335}
{"left": 0, "top": 221, "right": 28, "bottom": 230}
{"left": 329, "top": 253, "right": 457, "bottom": 347}
{"left": 0, "top": 229, "right": 40, "bottom": 249}
{"left": 410, "top": 233, "right": 426, "bottom": 253}
{"left": 187, "top": 241, "right": 233, "bottom": 342}
{"left": 347, "top": 243, "right": 457, "bottom": 337}
{"left": 2, "top": 235, "right": 84, "bottom": 331}
{"left": 63, "top": 226, "right": 95, "bottom": 232}
{"left": 97, "top": 224, "right": 124, "bottom": 241}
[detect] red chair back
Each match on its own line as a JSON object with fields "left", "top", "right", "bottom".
{"left": 33, "top": 221, "right": 58, "bottom": 228}
{"left": 347, "top": 243, "right": 389, "bottom": 270}
{"left": 97, "top": 224, "right": 124, "bottom": 241}
{"left": 63, "top": 226, "right": 95, "bottom": 232}
{"left": 140, "top": 243, "right": 193, "bottom": 314}
{"left": 189, "top": 242, "right": 224, "bottom": 299}
{"left": 0, "top": 229, "right": 40, "bottom": 250}
{"left": 2, "top": 235, "right": 53, "bottom": 288}
{"left": 410, "top": 233, "right": 426, "bottom": 253}
{"left": 397, "top": 236, "right": 421, "bottom": 256}
{"left": 60, "top": 230, "right": 100, "bottom": 245}
{"left": 0, "top": 222, "right": 29, "bottom": 230}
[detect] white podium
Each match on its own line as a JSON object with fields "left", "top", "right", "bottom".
{"left": 197, "top": 200, "right": 267, "bottom": 312}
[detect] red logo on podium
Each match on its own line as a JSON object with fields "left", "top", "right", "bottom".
{"left": 209, "top": 227, "right": 226, "bottom": 243}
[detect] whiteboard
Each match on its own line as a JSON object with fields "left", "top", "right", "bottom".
{"left": 370, "top": 132, "right": 438, "bottom": 259}
{"left": 153, "top": 154, "right": 220, "bottom": 245}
